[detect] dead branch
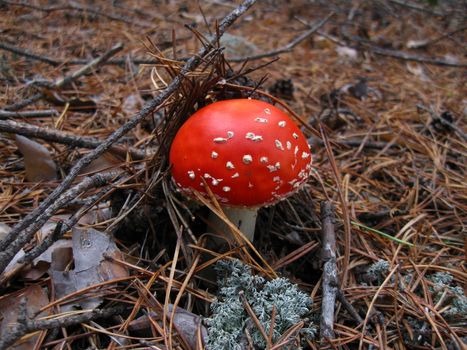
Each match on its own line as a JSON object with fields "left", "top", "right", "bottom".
{"left": 0, "top": 170, "right": 122, "bottom": 273}
{"left": 0, "top": 119, "right": 148, "bottom": 159}
{"left": 315, "top": 138, "right": 399, "bottom": 150}
{"left": 0, "top": 42, "right": 60, "bottom": 66}
{"left": 388, "top": 0, "right": 451, "bottom": 16}
{"left": 367, "top": 45, "right": 467, "bottom": 68}
{"left": 0, "top": 0, "right": 257, "bottom": 276}
{"left": 0, "top": 303, "right": 126, "bottom": 350}
{"left": 411, "top": 25, "right": 467, "bottom": 49}
{"left": 4, "top": 43, "right": 124, "bottom": 111}
{"left": 320, "top": 201, "right": 338, "bottom": 341}
{"left": 0, "top": 109, "right": 58, "bottom": 119}
{"left": 2, "top": 0, "right": 154, "bottom": 28}
{"left": 19, "top": 185, "right": 114, "bottom": 265}
{"left": 0, "top": 185, "right": 115, "bottom": 285}
{"left": 336, "top": 289, "right": 363, "bottom": 325}
{"left": 0, "top": 44, "right": 187, "bottom": 67}
{"left": 229, "top": 12, "right": 333, "bottom": 62}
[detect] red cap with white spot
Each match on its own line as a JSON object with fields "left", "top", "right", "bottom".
{"left": 169, "top": 99, "right": 312, "bottom": 207}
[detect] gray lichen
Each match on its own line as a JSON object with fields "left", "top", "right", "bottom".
{"left": 428, "top": 272, "right": 467, "bottom": 319}
{"left": 205, "top": 259, "right": 316, "bottom": 350}
{"left": 365, "top": 259, "right": 390, "bottom": 284}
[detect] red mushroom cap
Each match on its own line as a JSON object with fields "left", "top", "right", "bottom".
{"left": 169, "top": 99, "right": 312, "bottom": 207}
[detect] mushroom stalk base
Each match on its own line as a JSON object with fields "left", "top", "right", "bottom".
{"left": 209, "top": 207, "right": 258, "bottom": 243}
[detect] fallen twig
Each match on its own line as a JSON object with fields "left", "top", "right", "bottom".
{"left": 336, "top": 289, "right": 363, "bottom": 325}
{"left": 18, "top": 184, "right": 115, "bottom": 266}
{"left": 2, "top": 0, "right": 154, "bottom": 28}
{"left": 0, "top": 0, "right": 257, "bottom": 276}
{"left": 0, "top": 170, "right": 122, "bottom": 276}
{"left": 367, "top": 45, "right": 467, "bottom": 68}
{"left": 0, "top": 44, "right": 188, "bottom": 67}
{"left": 320, "top": 201, "right": 338, "bottom": 341}
{"left": 388, "top": 0, "right": 451, "bottom": 16}
{"left": 0, "top": 119, "right": 148, "bottom": 159}
{"left": 0, "top": 109, "right": 58, "bottom": 119}
{"left": 0, "top": 42, "right": 60, "bottom": 66}
{"left": 4, "top": 43, "right": 124, "bottom": 111}
{"left": 229, "top": 12, "right": 333, "bottom": 62}
{"left": 0, "top": 303, "right": 126, "bottom": 350}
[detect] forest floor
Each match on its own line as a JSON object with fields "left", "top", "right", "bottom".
{"left": 0, "top": 0, "right": 466, "bottom": 349}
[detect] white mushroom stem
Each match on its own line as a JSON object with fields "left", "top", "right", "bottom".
{"left": 208, "top": 207, "right": 258, "bottom": 243}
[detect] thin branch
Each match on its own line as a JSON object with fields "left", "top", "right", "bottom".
{"left": 18, "top": 185, "right": 115, "bottom": 266}
{"left": 0, "top": 45, "right": 188, "bottom": 68}
{"left": 0, "top": 0, "right": 258, "bottom": 276}
{"left": 56, "top": 43, "right": 124, "bottom": 89}
{"left": 414, "top": 25, "right": 467, "bottom": 48}
{"left": 0, "top": 42, "right": 60, "bottom": 66}
{"left": 320, "top": 201, "right": 338, "bottom": 341}
{"left": 388, "top": 0, "right": 449, "bottom": 16}
{"left": 0, "top": 304, "right": 126, "bottom": 350}
{"left": 4, "top": 43, "right": 124, "bottom": 111}
{"left": 367, "top": 45, "right": 467, "bottom": 68}
{"left": 336, "top": 289, "right": 364, "bottom": 325}
{"left": 0, "top": 119, "right": 148, "bottom": 159}
{"left": 0, "top": 170, "right": 121, "bottom": 270}
{"left": 0, "top": 109, "right": 58, "bottom": 119}
{"left": 229, "top": 12, "right": 333, "bottom": 62}
{"left": 2, "top": 0, "right": 154, "bottom": 28}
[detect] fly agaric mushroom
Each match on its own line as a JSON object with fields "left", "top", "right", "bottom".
{"left": 169, "top": 99, "right": 312, "bottom": 242}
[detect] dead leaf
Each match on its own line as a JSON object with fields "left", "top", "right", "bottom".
{"left": 79, "top": 152, "right": 120, "bottom": 174}
{"left": 0, "top": 285, "right": 49, "bottom": 350}
{"left": 406, "top": 39, "right": 429, "bottom": 49}
{"left": 336, "top": 46, "right": 358, "bottom": 61}
{"left": 406, "top": 63, "right": 430, "bottom": 81}
{"left": 122, "top": 94, "right": 143, "bottom": 115}
{"left": 15, "top": 134, "right": 58, "bottom": 182}
{"left": 4, "top": 248, "right": 26, "bottom": 278}
{"left": 51, "top": 227, "right": 128, "bottom": 310}
{"left": 43, "top": 90, "right": 97, "bottom": 113}
{"left": 128, "top": 304, "right": 207, "bottom": 349}
{"left": 20, "top": 239, "right": 73, "bottom": 280}
{"left": 6, "top": 209, "right": 112, "bottom": 280}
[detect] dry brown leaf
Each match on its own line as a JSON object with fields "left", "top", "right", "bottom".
{"left": 128, "top": 305, "right": 207, "bottom": 349}
{"left": 15, "top": 134, "right": 57, "bottom": 182}
{"left": 0, "top": 285, "right": 49, "bottom": 350}
{"left": 79, "top": 152, "right": 120, "bottom": 175}
{"left": 51, "top": 227, "right": 128, "bottom": 310}
{"left": 20, "top": 239, "right": 73, "bottom": 280}
{"left": 8, "top": 208, "right": 112, "bottom": 280}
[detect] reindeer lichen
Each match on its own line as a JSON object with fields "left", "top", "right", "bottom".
{"left": 205, "top": 259, "right": 315, "bottom": 350}
{"left": 365, "top": 259, "right": 390, "bottom": 284}
{"left": 428, "top": 272, "right": 467, "bottom": 319}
